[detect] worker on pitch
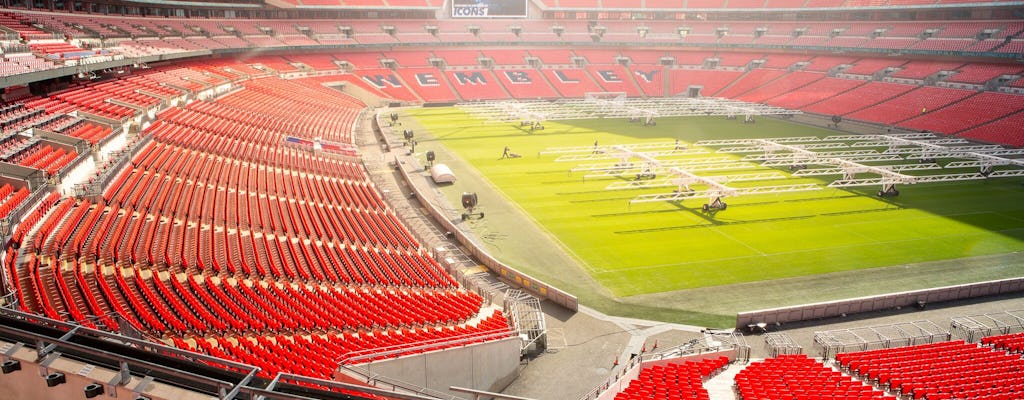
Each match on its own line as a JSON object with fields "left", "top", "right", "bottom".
{"left": 501, "top": 146, "right": 521, "bottom": 159}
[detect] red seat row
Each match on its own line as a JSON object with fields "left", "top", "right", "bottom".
{"left": 736, "top": 354, "right": 893, "bottom": 400}
{"left": 614, "top": 356, "right": 730, "bottom": 400}
{"left": 836, "top": 340, "right": 1024, "bottom": 400}
{"left": 981, "top": 332, "right": 1024, "bottom": 354}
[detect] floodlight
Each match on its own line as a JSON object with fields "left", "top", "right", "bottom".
{"left": 460, "top": 192, "right": 483, "bottom": 220}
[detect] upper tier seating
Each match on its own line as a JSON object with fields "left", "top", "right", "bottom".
{"left": 889, "top": 61, "right": 964, "bottom": 80}
{"left": 947, "top": 64, "right": 1024, "bottom": 84}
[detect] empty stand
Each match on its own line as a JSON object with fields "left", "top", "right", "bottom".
{"left": 846, "top": 86, "right": 974, "bottom": 125}
{"left": 766, "top": 77, "right": 866, "bottom": 109}
{"left": 802, "top": 81, "right": 916, "bottom": 116}
{"left": 837, "top": 340, "right": 1024, "bottom": 400}
{"left": 669, "top": 69, "right": 744, "bottom": 97}
{"left": 614, "top": 356, "right": 730, "bottom": 400}
{"left": 958, "top": 112, "right": 1024, "bottom": 147}
{"left": 736, "top": 354, "right": 893, "bottom": 400}
{"left": 541, "top": 68, "right": 606, "bottom": 97}
{"left": 981, "top": 332, "right": 1024, "bottom": 354}
{"left": 900, "top": 91, "right": 1022, "bottom": 134}
{"left": 494, "top": 69, "right": 560, "bottom": 99}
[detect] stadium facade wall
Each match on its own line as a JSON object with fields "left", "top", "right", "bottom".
{"left": 735, "top": 277, "right": 1024, "bottom": 330}
{"left": 0, "top": 338, "right": 211, "bottom": 400}
{"left": 338, "top": 336, "right": 521, "bottom": 399}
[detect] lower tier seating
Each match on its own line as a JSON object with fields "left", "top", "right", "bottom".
{"left": 836, "top": 340, "right": 1024, "bottom": 400}
{"left": 614, "top": 356, "right": 730, "bottom": 400}
{"left": 981, "top": 332, "right": 1024, "bottom": 354}
{"left": 736, "top": 354, "right": 893, "bottom": 400}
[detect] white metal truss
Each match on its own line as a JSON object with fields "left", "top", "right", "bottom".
{"left": 458, "top": 97, "right": 801, "bottom": 122}
{"left": 582, "top": 161, "right": 753, "bottom": 180}
{"left": 823, "top": 133, "right": 938, "bottom": 141}
{"left": 571, "top": 156, "right": 734, "bottom": 173}
{"left": 629, "top": 183, "right": 821, "bottom": 204}
{"left": 554, "top": 148, "right": 708, "bottom": 163}
{"left": 986, "top": 170, "right": 1024, "bottom": 178}
{"left": 541, "top": 141, "right": 686, "bottom": 156}
{"left": 695, "top": 137, "right": 820, "bottom": 146}
{"left": 719, "top": 142, "right": 849, "bottom": 153}
{"left": 793, "top": 163, "right": 943, "bottom": 177}
{"left": 904, "top": 148, "right": 1024, "bottom": 159}
{"left": 743, "top": 149, "right": 887, "bottom": 162}
{"left": 605, "top": 172, "right": 787, "bottom": 190}
{"left": 865, "top": 134, "right": 1024, "bottom": 168}
{"left": 760, "top": 154, "right": 905, "bottom": 166}
{"left": 829, "top": 173, "right": 988, "bottom": 188}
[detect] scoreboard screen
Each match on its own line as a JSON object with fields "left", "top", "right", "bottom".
{"left": 451, "top": 0, "right": 527, "bottom": 18}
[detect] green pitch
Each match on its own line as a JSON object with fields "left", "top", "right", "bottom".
{"left": 405, "top": 107, "right": 1024, "bottom": 327}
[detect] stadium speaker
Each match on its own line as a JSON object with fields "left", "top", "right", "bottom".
{"left": 461, "top": 192, "right": 478, "bottom": 209}
{"left": 1, "top": 360, "right": 20, "bottom": 374}
{"left": 44, "top": 372, "right": 65, "bottom": 387}
{"left": 84, "top": 383, "right": 104, "bottom": 398}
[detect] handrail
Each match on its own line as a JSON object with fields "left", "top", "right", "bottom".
{"left": 0, "top": 311, "right": 248, "bottom": 398}
{"left": 338, "top": 328, "right": 515, "bottom": 365}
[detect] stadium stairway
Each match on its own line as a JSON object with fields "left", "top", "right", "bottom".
{"left": 704, "top": 362, "right": 742, "bottom": 400}
{"left": 491, "top": 69, "right": 517, "bottom": 99}
{"left": 440, "top": 70, "right": 466, "bottom": 102}
{"left": 391, "top": 71, "right": 427, "bottom": 103}
{"left": 622, "top": 66, "right": 649, "bottom": 98}
{"left": 708, "top": 68, "right": 755, "bottom": 98}
{"left": 534, "top": 68, "right": 566, "bottom": 99}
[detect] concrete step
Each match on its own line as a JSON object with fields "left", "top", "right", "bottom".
{"left": 705, "top": 362, "right": 746, "bottom": 400}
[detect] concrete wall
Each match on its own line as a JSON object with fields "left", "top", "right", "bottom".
{"left": 736, "top": 277, "right": 1024, "bottom": 330}
{"left": 346, "top": 337, "right": 521, "bottom": 399}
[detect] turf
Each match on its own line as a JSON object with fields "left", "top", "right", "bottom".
{"left": 405, "top": 107, "right": 1024, "bottom": 325}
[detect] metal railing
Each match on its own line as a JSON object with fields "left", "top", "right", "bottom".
{"left": 338, "top": 329, "right": 516, "bottom": 366}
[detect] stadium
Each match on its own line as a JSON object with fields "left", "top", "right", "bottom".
{"left": 0, "top": 0, "right": 1022, "bottom": 398}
